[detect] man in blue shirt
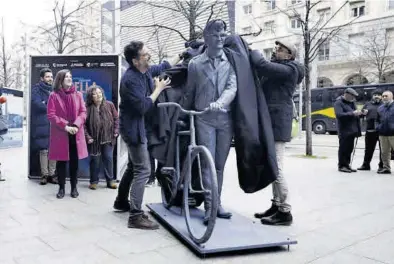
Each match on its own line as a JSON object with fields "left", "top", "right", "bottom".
{"left": 113, "top": 41, "right": 182, "bottom": 230}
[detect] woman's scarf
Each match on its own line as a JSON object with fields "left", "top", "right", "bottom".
{"left": 57, "top": 86, "right": 77, "bottom": 124}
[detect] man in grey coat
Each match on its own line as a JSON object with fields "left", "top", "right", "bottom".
{"left": 183, "top": 19, "right": 237, "bottom": 225}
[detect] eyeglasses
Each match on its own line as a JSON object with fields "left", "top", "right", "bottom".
{"left": 209, "top": 33, "right": 228, "bottom": 39}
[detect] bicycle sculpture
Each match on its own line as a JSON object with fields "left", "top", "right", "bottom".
{"left": 158, "top": 102, "right": 218, "bottom": 244}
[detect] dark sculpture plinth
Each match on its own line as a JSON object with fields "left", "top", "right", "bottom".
{"left": 146, "top": 203, "right": 297, "bottom": 257}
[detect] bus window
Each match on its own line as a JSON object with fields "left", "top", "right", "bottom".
{"left": 330, "top": 89, "right": 344, "bottom": 101}
{"left": 355, "top": 88, "right": 365, "bottom": 102}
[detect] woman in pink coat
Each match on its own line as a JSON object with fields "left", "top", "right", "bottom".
{"left": 47, "top": 69, "right": 88, "bottom": 199}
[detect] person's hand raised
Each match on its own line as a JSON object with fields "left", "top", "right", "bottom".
{"left": 154, "top": 77, "right": 171, "bottom": 91}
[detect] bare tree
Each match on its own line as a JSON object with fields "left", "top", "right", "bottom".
{"left": 30, "top": 0, "right": 100, "bottom": 54}
{"left": 12, "top": 57, "right": 24, "bottom": 90}
{"left": 0, "top": 18, "right": 13, "bottom": 88}
{"left": 363, "top": 30, "right": 394, "bottom": 83}
{"left": 121, "top": 0, "right": 231, "bottom": 42}
{"left": 280, "top": 0, "right": 357, "bottom": 155}
{"left": 146, "top": 9, "right": 174, "bottom": 64}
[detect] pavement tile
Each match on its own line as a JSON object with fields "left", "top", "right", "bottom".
{"left": 14, "top": 244, "right": 125, "bottom": 264}
{"left": 95, "top": 231, "right": 178, "bottom": 257}
{"left": 118, "top": 250, "right": 170, "bottom": 264}
{"left": 345, "top": 229, "right": 394, "bottom": 264}
{"left": 39, "top": 226, "right": 121, "bottom": 251}
{"left": 309, "top": 251, "right": 385, "bottom": 264}
{"left": 0, "top": 237, "right": 53, "bottom": 262}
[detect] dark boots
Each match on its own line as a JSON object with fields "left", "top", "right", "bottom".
{"left": 56, "top": 185, "right": 78, "bottom": 199}
{"left": 255, "top": 203, "right": 293, "bottom": 226}
{"left": 128, "top": 214, "right": 159, "bottom": 230}
{"left": 71, "top": 187, "right": 79, "bottom": 198}
{"left": 254, "top": 203, "right": 278, "bottom": 219}
{"left": 56, "top": 186, "right": 65, "bottom": 199}
{"left": 357, "top": 164, "right": 371, "bottom": 171}
{"left": 47, "top": 175, "right": 58, "bottom": 184}
{"left": 113, "top": 200, "right": 131, "bottom": 212}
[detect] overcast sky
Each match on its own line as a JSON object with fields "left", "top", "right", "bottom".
{"left": 0, "top": 0, "right": 80, "bottom": 47}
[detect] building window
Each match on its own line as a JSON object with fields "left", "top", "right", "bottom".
{"left": 264, "top": 48, "right": 273, "bottom": 59}
{"left": 290, "top": 18, "right": 301, "bottom": 29}
{"left": 243, "top": 4, "right": 252, "bottom": 14}
{"left": 318, "top": 41, "right": 330, "bottom": 61}
{"left": 348, "top": 33, "right": 364, "bottom": 57}
{"left": 317, "top": 77, "right": 333, "bottom": 87}
{"left": 291, "top": 0, "right": 301, "bottom": 4}
{"left": 242, "top": 26, "right": 252, "bottom": 34}
{"left": 350, "top": 1, "right": 365, "bottom": 17}
{"left": 389, "top": 0, "right": 394, "bottom": 9}
{"left": 318, "top": 8, "right": 331, "bottom": 24}
{"left": 264, "top": 21, "right": 275, "bottom": 34}
{"left": 267, "top": 0, "right": 276, "bottom": 10}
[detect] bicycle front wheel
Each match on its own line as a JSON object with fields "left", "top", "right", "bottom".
{"left": 183, "top": 145, "right": 218, "bottom": 244}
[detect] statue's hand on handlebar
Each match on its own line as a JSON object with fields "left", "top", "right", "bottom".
{"left": 209, "top": 102, "right": 226, "bottom": 112}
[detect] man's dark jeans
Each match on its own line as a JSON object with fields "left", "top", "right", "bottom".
{"left": 338, "top": 135, "right": 356, "bottom": 168}
{"left": 89, "top": 143, "right": 114, "bottom": 184}
{"left": 116, "top": 139, "right": 151, "bottom": 216}
{"left": 362, "top": 131, "right": 383, "bottom": 168}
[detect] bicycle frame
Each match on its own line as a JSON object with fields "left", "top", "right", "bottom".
{"left": 158, "top": 102, "right": 210, "bottom": 195}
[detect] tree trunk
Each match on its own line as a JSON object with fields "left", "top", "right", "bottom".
{"left": 304, "top": 57, "right": 313, "bottom": 156}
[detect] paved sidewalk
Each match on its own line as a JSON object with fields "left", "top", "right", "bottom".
{"left": 1, "top": 138, "right": 394, "bottom": 263}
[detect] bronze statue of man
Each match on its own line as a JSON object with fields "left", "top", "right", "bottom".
{"left": 183, "top": 19, "right": 237, "bottom": 225}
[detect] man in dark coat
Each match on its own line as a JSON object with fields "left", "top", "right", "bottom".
{"left": 250, "top": 40, "right": 305, "bottom": 226}
{"left": 358, "top": 89, "right": 383, "bottom": 172}
{"left": 334, "top": 88, "right": 362, "bottom": 173}
{"left": 113, "top": 40, "right": 182, "bottom": 230}
{"left": 31, "top": 68, "right": 57, "bottom": 185}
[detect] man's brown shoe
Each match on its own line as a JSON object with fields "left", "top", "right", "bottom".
{"left": 107, "top": 181, "right": 117, "bottom": 189}
{"left": 128, "top": 214, "right": 159, "bottom": 230}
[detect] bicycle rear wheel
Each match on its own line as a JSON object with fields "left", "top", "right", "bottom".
{"left": 183, "top": 145, "right": 218, "bottom": 244}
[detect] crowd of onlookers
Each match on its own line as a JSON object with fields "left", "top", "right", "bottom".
{"left": 31, "top": 68, "right": 119, "bottom": 197}
{"left": 335, "top": 88, "right": 394, "bottom": 174}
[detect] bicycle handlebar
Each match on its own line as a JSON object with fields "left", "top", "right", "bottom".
{"left": 157, "top": 102, "right": 227, "bottom": 115}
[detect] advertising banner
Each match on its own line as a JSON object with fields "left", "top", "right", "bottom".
{"left": 28, "top": 55, "right": 126, "bottom": 181}
{"left": 0, "top": 88, "right": 24, "bottom": 149}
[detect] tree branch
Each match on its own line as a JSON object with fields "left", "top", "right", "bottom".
{"left": 121, "top": 24, "right": 188, "bottom": 41}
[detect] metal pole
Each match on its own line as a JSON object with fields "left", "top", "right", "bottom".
{"left": 298, "top": 83, "right": 303, "bottom": 139}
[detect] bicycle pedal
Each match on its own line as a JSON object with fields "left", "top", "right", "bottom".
{"left": 161, "top": 167, "right": 176, "bottom": 176}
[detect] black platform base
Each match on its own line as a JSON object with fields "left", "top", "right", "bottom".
{"left": 146, "top": 203, "right": 297, "bottom": 257}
